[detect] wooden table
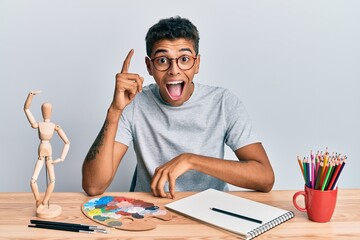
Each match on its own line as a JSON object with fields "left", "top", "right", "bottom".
{"left": 1, "top": 189, "right": 359, "bottom": 239}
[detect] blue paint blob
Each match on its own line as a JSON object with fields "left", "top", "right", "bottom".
{"left": 96, "top": 196, "right": 114, "bottom": 205}
{"left": 95, "top": 204, "right": 107, "bottom": 208}
{"left": 93, "top": 215, "right": 110, "bottom": 221}
{"left": 145, "top": 206, "right": 159, "bottom": 211}
{"left": 132, "top": 213, "right": 144, "bottom": 219}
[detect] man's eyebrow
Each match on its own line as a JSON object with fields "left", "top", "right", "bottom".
{"left": 153, "top": 49, "right": 168, "bottom": 55}
{"left": 153, "top": 48, "right": 193, "bottom": 56}
{"left": 179, "top": 48, "right": 193, "bottom": 53}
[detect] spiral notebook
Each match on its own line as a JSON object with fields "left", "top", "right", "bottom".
{"left": 165, "top": 188, "right": 294, "bottom": 239}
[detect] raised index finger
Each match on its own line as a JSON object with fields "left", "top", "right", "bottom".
{"left": 121, "top": 49, "right": 134, "bottom": 73}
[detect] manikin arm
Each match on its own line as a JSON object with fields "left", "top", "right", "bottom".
{"left": 24, "top": 91, "right": 42, "bottom": 128}
{"left": 52, "top": 125, "right": 70, "bottom": 164}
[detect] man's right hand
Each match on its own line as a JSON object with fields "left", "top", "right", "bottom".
{"left": 111, "top": 49, "right": 144, "bottom": 111}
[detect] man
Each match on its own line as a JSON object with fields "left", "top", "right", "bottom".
{"left": 82, "top": 16, "right": 274, "bottom": 199}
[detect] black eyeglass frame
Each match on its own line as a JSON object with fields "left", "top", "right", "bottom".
{"left": 149, "top": 55, "right": 197, "bottom": 72}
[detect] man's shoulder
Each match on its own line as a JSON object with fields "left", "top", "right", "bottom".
{"left": 196, "top": 83, "right": 236, "bottom": 100}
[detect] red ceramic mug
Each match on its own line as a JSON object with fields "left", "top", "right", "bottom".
{"left": 293, "top": 185, "right": 338, "bottom": 223}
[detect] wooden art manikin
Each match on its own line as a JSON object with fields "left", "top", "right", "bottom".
{"left": 24, "top": 91, "right": 70, "bottom": 218}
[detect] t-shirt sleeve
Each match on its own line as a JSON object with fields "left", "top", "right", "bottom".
{"left": 224, "top": 90, "right": 260, "bottom": 151}
{"left": 115, "top": 102, "right": 134, "bottom": 146}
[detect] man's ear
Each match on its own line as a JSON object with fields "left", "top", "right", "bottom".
{"left": 145, "top": 57, "right": 153, "bottom": 76}
{"left": 195, "top": 54, "right": 200, "bottom": 74}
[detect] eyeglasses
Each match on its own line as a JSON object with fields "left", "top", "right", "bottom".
{"left": 150, "top": 55, "right": 197, "bottom": 71}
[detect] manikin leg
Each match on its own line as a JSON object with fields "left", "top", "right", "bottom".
{"left": 30, "top": 158, "right": 44, "bottom": 208}
{"left": 36, "top": 157, "right": 61, "bottom": 218}
{"left": 41, "top": 158, "right": 55, "bottom": 206}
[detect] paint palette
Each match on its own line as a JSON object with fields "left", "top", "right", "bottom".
{"left": 81, "top": 196, "right": 172, "bottom": 231}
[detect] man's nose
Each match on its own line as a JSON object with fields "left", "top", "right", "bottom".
{"left": 168, "top": 59, "right": 181, "bottom": 75}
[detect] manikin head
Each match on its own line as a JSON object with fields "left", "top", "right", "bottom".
{"left": 41, "top": 102, "right": 52, "bottom": 122}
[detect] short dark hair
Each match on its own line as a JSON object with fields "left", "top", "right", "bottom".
{"left": 145, "top": 16, "right": 200, "bottom": 57}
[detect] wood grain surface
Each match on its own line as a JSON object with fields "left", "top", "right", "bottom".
{"left": 1, "top": 189, "right": 359, "bottom": 239}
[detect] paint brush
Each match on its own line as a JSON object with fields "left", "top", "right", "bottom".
{"left": 29, "top": 219, "right": 109, "bottom": 233}
{"left": 28, "top": 224, "right": 95, "bottom": 233}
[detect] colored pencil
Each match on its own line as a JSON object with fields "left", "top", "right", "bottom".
{"left": 303, "top": 158, "right": 308, "bottom": 187}
{"left": 297, "top": 149, "right": 347, "bottom": 191}
{"left": 314, "top": 160, "right": 321, "bottom": 187}
{"left": 331, "top": 161, "right": 346, "bottom": 190}
{"left": 311, "top": 157, "right": 315, "bottom": 189}
{"left": 297, "top": 156, "right": 305, "bottom": 181}
{"left": 322, "top": 152, "right": 329, "bottom": 179}
{"left": 321, "top": 162, "right": 334, "bottom": 191}
{"left": 327, "top": 161, "right": 341, "bottom": 190}
{"left": 319, "top": 162, "right": 329, "bottom": 190}
{"left": 307, "top": 157, "right": 313, "bottom": 188}
{"left": 315, "top": 162, "right": 324, "bottom": 190}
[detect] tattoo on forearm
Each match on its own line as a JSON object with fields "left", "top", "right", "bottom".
{"left": 85, "top": 120, "right": 109, "bottom": 161}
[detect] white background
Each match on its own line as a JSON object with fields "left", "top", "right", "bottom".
{"left": 1, "top": 0, "right": 359, "bottom": 193}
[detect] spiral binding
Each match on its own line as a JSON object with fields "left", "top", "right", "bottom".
{"left": 247, "top": 211, "right": 295, "bottom": 239}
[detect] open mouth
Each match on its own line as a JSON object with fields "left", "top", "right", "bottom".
{"left": 166, "top": 81, "right": 185, "bottom": 100}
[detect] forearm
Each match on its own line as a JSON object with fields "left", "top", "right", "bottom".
{"left": 24, "top": 92, "right": 34, "bottom": 109}
{"left": 188, "top": 153, "right": 274, "bottom": 192}
{"left": 82, "top": 50, "right": 142, "bottom": 196}
{"left": 57, "top": 127, "right": 70, "bottom": 160}
{"left": 82, "top": 107, "right": 122, "bottom": 195}
{"left": 24, "top": 93, "right": 37, "bottom": 128}
{"left": 152, "top": 144, "right": 274, "bottom": 198}
{"left": 60, "top": 143, "right": 70, "bottom": 160}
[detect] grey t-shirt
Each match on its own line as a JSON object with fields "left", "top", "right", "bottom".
{"left": 115, "top": 82, "right": 259, "bottom": 192}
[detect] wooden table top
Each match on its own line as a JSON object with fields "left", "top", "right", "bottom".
{"left": 1, "top": 189, "right": 359, "bottom": 239}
